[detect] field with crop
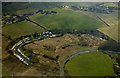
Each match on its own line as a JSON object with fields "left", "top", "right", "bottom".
{"left": 65, "top": 52, "right": 116, "bottom": 76}
{"left": 2, "top": 21, "right": 45, "bottom": 39}
{"left": 30, "top": 8, "right": 103, "bottom": 30}
{"left": 97, "top": 10, "right": 118, "bottom": 42}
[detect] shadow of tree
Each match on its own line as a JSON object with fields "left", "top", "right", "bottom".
{"left": 98, "top": 39, "right": 119, "bottom": 51}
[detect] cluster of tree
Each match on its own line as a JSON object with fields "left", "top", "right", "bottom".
{"left": 98, "top": 39, "right": 119, "bottom": 51}
{"left": 2, "top": 2, "right": 61, "bottom": 16}
{"left": 62, "top": 45, "right": 70, "bottom": 49}
{"left": 2, "top": 8, "right": 58, "bottom": 26}
{"left": 113, "top": 64, "right": 120, "bottom": 76}
{"left": 4, "top": 32, "right": 37, "bottom": 52}
{"left": 20, "top": 44, "right": 33, "bottom": 58}
{"left": 29, "top": 54, "right": 39, "bottom": 64}
{"left": 2, "top": 14, "right": 29, "bottom": 26}
{"left": 107, "top": 54, "right": 120, "bottom": 76}
{"left": 37, "top": 10, "right": 57, "bottom": 15}
{"left": 2, "top": 15, "right": 23, "bottom": 25}
{"left": 71, "top": 4, "right": 117, "bottom": 14}
{"left": 50, "top": 29, "right": 110, "bottom": 40}
{"left": 50, "top": 29, "right": 120, "bottom": 51}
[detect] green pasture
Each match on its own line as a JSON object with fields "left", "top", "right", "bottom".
{"left": 65, "top": 52, "right": 116, "bottom": 76}
{"left": 30, "top": 8, "right": 103, "bottom": 30}
{"left": 3, "top": 21, "right": 45, "bottom": 39}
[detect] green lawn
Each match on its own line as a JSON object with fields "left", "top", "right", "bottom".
{"left": 30, "top": 8, "right": 103, "bottom": 30}
{"left": 3, "top": 21, "right": 45, "bottom": 39}
{"left": 65, "top": 52, "right": 116, "bottom": 76}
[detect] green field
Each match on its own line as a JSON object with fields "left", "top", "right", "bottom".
{"left": 97, "top": 10, "right": 118, "bottom": 42}
{"left": 30, "top": 8, "right": 103, "bottom": 30}
{"left": 100, "top": 2, "right": 118, "bottom": 7}
{"left": 2, "top": 2, "right": 101, "bottom": 15}
{"left": 65, "top": 52, "right": 116, "bottom": 76}
{"left": 2, "top": 2, "right": 58, "bottom": 15}
{"left": 79, "top": 9, "right": 118, "bottom": 42}
{"left": 2, "top": 21, "right": 45, "bottom": 39}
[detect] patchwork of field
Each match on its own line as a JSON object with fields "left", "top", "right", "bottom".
{"left": 29, "top": 8, "right": 103, "bottom": 30}
{"left": 2, "top": 2, "right": 58, "bottom": 15}
{"left": 75, "top": 9, "right": 118, "bottom": 42}
{"left": 2, "top": 2, "right": 101, "bottom": 15}
{"left": 2, "top": 21, "right": 45, "bottom": 39}
{"left": 2, "top": 2, "right": 119, "bottom": 76}
{"left": 65, "top": 52, "right": 116, "bottom": 76}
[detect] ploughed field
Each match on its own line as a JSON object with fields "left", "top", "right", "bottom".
{"left": 29, "top": 8, "right": 103, "bottom": 30}
{"left": 64, "top": 52, "right": 116, "bottom": 76}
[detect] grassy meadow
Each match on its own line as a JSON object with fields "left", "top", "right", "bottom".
{"left": 97, "top": 10, "right": 118, "bottom": 42}
{"left": 65, "top": 52, "right": 116, "bottom": 76}
{"left": 30, "top": 8, "right": 103, "bottom": 30}
{"left": 2, "top": 21, "right": 45, "bottom": 39}
{"left": 78, "top": 9, "right": 118, "bottom": 42}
